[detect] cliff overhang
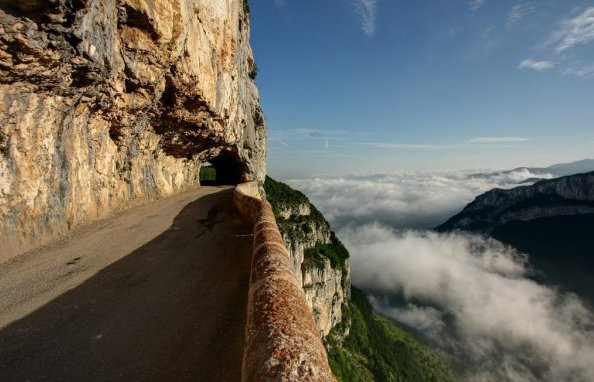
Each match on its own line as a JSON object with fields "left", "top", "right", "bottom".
{"left": 0, "top": 0, "right": 267, "bottom": 258}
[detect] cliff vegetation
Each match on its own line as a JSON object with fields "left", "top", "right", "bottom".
{"left": 326, "top": 288, "right": 456, "bottom": 382}
{"left": 264, "top": 175, "right": 349, "bottom": 335}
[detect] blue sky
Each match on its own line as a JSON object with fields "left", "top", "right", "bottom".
{"left": 250, "top": 0, "right": 594, "bottom": 178}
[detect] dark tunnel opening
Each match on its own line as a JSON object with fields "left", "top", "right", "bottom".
{"left": 200, "top": 154, "right": 244, "bottom": 185}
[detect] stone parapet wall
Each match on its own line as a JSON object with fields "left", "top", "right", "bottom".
{"left": 233, "top": 182, "right": 335, "bottom": 381}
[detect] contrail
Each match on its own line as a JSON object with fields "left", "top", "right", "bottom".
{"left": 278, "top": 138, "right": 289, "bottom": 148}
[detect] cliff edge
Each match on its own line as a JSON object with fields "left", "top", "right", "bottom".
{"left": 264, "top": 176, "right": 351, "bottom": 337}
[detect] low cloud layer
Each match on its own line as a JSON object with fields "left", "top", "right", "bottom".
{"left": 342, "top": 225, "right": 594, "bottom": 381}
{"left": 288, "top": 168, "right": 551, "bottom": 230}
{"left": 289, "top": 166, "right": 594, "bottom": 380}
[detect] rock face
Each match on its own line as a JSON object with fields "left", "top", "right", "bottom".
{"left": 280, "top": 202, "right": 350, "bottom": 337}
{"left": 0, "top": 0, "right": 267, "bottom": 259}
{"left": 438, "top": 172, "right": 594, "bottom": 233}
{"left": 264, "top": 176, "right": 350, "bottom": 337}
{"left": 264, "top": 177, "right": 350, "bottom": 338}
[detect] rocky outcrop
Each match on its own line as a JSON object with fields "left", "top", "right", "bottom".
{"left": 282, "top": 207, "right": 330, "bottom": 279}
{"left": 274, "top": 199, "right": 350, "bottom": 337}
{"left": 303, "top": 256, "right": 350, "bottom": 336}
{"left": 438, "top": 171, "right": 594, "bottom": 233}
{"left": 264, "top": 177, "right": 350, "bottom": 337}
{"left": 279, "top": 204, "right": 350, "bottom": 337}
{"left": 0, "top": 0, "right": 267, "bottom": 259}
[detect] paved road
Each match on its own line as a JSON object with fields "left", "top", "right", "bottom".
{"left": 0, "top": 186, "right": 252, "bottom": 381}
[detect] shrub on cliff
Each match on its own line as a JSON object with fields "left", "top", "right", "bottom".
{"left": 249, "top": 63, "right": 259, "bottom": 80}
{"left": 303, "top": 232, "right": 349, "bottom": 275}
{"left": 264, "top": 176, "right": 309, "bottom": 214}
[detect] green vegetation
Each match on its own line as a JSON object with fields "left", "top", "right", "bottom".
{"left": 303, "top": 232, "right": 349, "bottom": 275}
{"left": 264, "top": 176, "right": 309, "bottom": 215}
{"left": 265, "top": 176, "right": 348, "bottom": 271}
{"left": 249, "top": 62, "right": 259, "bottom": 80}
{"left": 242, "top": 0, "right": 250, "bottom": 15}
{"left": 265, "top": 176, "right": 328, "bottom": 237}
{"left": 326, "top": 288, "right": 456, "bottom": 382}
{"left": 200, "top": 165, "right": 216, "bottom": 181}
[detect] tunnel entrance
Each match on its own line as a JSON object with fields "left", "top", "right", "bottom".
{"left": 200, "top": 154, "right": 244, "bottom": 185}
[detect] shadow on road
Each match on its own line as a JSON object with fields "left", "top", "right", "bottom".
{"left": 0, "top": 188, "right": 252, "bottom": 381}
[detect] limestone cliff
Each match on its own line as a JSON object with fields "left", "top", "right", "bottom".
{"left": 438, "top": 171, "right": 594, "bottom": 233}
{"left": 0, "top": 0, "right": 267, "bottom": 259}
{"left": 264, "top": 177, "right": 350, "bottom": 337}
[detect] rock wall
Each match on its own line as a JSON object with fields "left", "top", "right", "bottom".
{"left": 280, "top": 201, "right": 350, "bottom": 337}
{"left": 0, "top": 0, "right": 267, "bottom": 259}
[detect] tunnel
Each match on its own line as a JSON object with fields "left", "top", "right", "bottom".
{"left": 201, "top": 153, "right": 245, "bottom": 185}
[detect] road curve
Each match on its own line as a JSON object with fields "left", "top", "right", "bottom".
{"left": 0, "top": 186, "right": 252, "bottom": 381}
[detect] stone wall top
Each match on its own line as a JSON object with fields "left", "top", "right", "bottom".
{"left": 233, "top": 182, "right": 335, "bottom": 381}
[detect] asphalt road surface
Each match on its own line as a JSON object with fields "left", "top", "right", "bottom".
{"left": 0, "top": 186, "right": 252, "bottom": 381}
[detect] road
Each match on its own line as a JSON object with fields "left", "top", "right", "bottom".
{"left": 0, "top": 186, "right": 252, "bottom": 381}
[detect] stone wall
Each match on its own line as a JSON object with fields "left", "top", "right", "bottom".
{"left": 233, "top": 182, "right": 335, "bottom": 381}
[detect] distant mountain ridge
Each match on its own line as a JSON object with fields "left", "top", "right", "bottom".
{"left": 438, "top": 171, "right": 594, "bottom": 233}
{"left": 469, "top": 159, "right": 594, "bottom": 183}
{"left": 438, "top": 171, "right": 594, "bottom": 304}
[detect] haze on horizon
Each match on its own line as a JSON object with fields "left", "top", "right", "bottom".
{"left": 251, "top": 0, "right": 594, "bottom": 178}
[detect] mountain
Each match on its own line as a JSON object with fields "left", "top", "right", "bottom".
{"left": 439, "top": 171, "right": 594, "bottom": 233}
{"left": 469, "top": 159, "right": 594, "bottom": 183}
{"left": 438, "top": 172, "right": 594, "bottom": 304}
{"left": 547, "top": 159, "right": 594, "bottom": 177}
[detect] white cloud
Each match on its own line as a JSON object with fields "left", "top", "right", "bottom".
{"left": 468, "top": 0, "right": 486, "bottom": 11}
{"left": 354, "top": 0, "right": 377, "bottom": 36}
{"left": 365, "top": 137, "right": 529, "bottom": 149}
{"left": 342, "top": 226, "right": 594, "bottom": 381}
{"left": 366, "top": 143, "right": 456, "bottom": 150}
{"left": 274, "top": 0, "right": 286, "bottom": 6}
{"left": 287, "top": 168, "right": 550, "bottom": 230}
{"left": 552, "top": 7, "right": 594, "bottom": 53}
{"left": 506, "top": 2, "right": 535, "bottom": 29}
{"left": 564, "top": 64, "right": 594, "bottom": 78}
{"left": 270, "top": 128, "right": 348, "bottom": 141}
{"left": 468, "top": 136, "right": 530, "bottom": 143}
{"left": 518, "top": 59, "right": 554, "bottom": 71}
